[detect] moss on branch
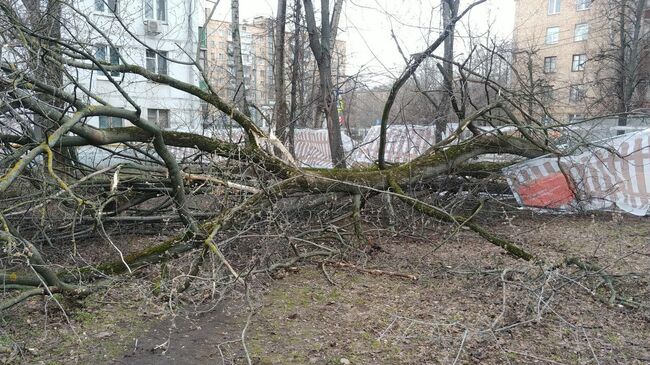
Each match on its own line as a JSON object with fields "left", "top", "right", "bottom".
{"left": 387, "top": 176, "right": 535, "bottom": 261}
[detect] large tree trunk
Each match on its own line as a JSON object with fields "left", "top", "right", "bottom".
{"left": 612, "top": 0, "right": 646, "bottom": 134}
{"left": 231, "top": 0, "right": 252, "bottom": 118}
{"left": 273, "top": 0, "right": 289, "bottom": 146}
{"left": 288, "top": 0, "right": 303, "bottom": 153}
{"left": 435, "top": 0, "right": 458, "bottom": 143}
{"left": 303, "top": 0, "right": 346, "bottom": 168}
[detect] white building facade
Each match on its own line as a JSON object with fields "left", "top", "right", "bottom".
{"left": 73, "top": 0, "right": 205, "bottom": 134}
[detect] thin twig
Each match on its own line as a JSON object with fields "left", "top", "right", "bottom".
{"left": 452, "top": 329, "right": 469, "bottom": 365}
{"left": 242, "top": 284, "right": 253, "bottom": 365}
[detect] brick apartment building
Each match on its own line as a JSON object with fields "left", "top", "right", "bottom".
{"left": 513, "top": 0, "right": 650, "bottom": 124}
{"left": 203, "top": 15, "right": 347, "bottom": 130}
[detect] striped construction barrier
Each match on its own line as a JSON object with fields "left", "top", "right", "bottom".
{"left": 350, "top": 124, "right": 457, "bottom": 165}
{"left": 503, "top": 129, "right": 650, "bottom": 215}
{"left": 208, "top": 128, "right": 354, "bottom": 168}
{"left": 293, "top": 129, "right": 354, "bottom": 168}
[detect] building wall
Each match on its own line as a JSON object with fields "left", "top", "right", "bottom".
{"left": 205, "top": 15, "right": 347, "bottom": 129}
{"left": 205, "top": 17, "right": 274, "bottom": 127}
{"left": 513, "top": 0, "right": 607, "bottom": 122}
{"left": 70, "top": 0, "right": 203, "bottom": 133}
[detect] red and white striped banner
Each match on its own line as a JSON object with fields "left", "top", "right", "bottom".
{"left": 503, "top": 130, "right": 650, "bottom": 215}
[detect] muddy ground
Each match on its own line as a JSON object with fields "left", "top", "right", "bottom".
{"left": 2, "top": 210, "right": 650, "bottom": 364}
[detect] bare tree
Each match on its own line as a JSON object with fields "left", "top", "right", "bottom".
{"left": 435, "top": 0, "right": 459, "bottom": 142}
{"left": 287, "top": 0, "right": 304, "bottom": 152}
{"left": 0, "top": 0, "right": 579, "bottom": 313}
{"left": 595, "top": 0, "right": 649, "bottom": 133}
{"left": 20, "top": 0, "right": 79, "bottom": 170}
{"left": 378, "top": 0, "right": 487, "bottom": 168}
{"left": 231, "top": 0, "right": 252, "bottom": 118}
{"left": 303, "top": 0, "right": 346, "bottom": 168}
{"left": 273, "top": 0, "right": 289, "bottom": 145}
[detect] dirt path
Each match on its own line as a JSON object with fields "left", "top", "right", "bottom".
{"left": 113, "top": 301, "right": 250, "bottom": 365}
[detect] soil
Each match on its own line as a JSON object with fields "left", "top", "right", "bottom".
{"left": 2, "top": 210, "right": 650, "bottom": 364}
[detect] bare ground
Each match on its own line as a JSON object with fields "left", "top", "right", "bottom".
{"left": 2, "top": 210, "right": 650, "bottom": 364}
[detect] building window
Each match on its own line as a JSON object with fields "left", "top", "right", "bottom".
{"left": 545, "top": 27, "right": 560, "bottom": 44}
{"left": 95, "top": 0, "right": 117, "bottom": 12}
{"left": 148, "top": 109, "right": 170, "bottom": 128}
{"left": 574, "top": 23, "right": 589, "bottom": 41}
{"left": 572, "top": 54, "right": 587, "bottom": 71}
{"left": 569, "top": 85, "right": 586, "bottom": 103}
{"left": 548, "top": 0, "right": 561, "bottom": 14}
{"left": 199, "top": 27, "right": 207, "bottom": 49}
{"left": 144, "top": 0, "right": 166, "bottom": 21}
{"left": 198, "top": 49, "right": 207, "bottom": 69}
{"left": 98, "top": 116, "right": 124, "bottom": 128}
{"left": 546, "top": 27, "right": 560, "bottom": 44}
{"left": 95, "top": 44, "right": 120, "bottom": 76}
{"left": 544, "top": 56, "right": 557, "bottom": 73}
{"left": 146, "top": 49, "right": 168, "bottom": 75}
{"left": 576, "top": 0, "right": 591, "bottom": 11}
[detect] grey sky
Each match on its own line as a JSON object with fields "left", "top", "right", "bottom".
{"left": 213, "top": 0, "right": 516, "bottom": 80}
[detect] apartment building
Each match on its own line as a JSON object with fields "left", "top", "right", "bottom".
{"left": 0, "top": 0, "right": 205, "bottom": 140}
{"left": 513, "top": 0, "right": 601, "bottom": 122}
{"left": 203, "top": 17, "right": 274, "bottom": 128}
{"left": 513, "top": 0, "right": 650, "bottom": 123}
{"left": 204, "top": 15, "right": 347, "bottom": 129}
{"left": 80, "top": 0, "right": 205, "bottom": 133}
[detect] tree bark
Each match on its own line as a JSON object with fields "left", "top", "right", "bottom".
{"left": 288, "top": 0, "right": 303, "bottom": 154}
{"left": 273, "top": 0, "right": 289, "bottom": 146}
{"left": 435, "top": 0, "right": 458, "bottom": 142}
{"left": 231, "top": 0, "right": 252, "bottom": 118}
{"left": 303, "top": 0, "right": 346, "bottom": 168}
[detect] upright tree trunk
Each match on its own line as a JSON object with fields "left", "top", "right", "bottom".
{"left": 435, "top": 0, "right": 458, "bottom": 143}
{"left": 616, "top": 0, "right": 629, "bottom": 135}
{"left": 273, "top": 0, "right": 289, "bottom": 147}
{"left": 303, "top": 0, "right": 346, "bottom": 168}
{"left": 288, "top": 0, "right": 303, "bottom": 153}
{"left": 231, "top": 0, "right": 252, "bottom": 118}
{"left": 526, "top": 51, "right": 535, "bottom": 116}
{"left": 616, "top": 0, "right": 647, "bottom": 135}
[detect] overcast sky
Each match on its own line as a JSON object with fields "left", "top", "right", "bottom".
{"left": 211, "top": 0, "right": 516, "bottom": 82}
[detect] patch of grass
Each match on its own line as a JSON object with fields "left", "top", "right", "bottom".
{"left": 606, "top": 333, "right": 623, "bottom": 346}
{"left": 73, "top": 310, "right": 96, "bottom": 325}
{"left": 0, "top": 335, "right": 14, "bottom": 347}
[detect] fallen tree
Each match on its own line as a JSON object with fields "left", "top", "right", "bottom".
{"left": 0, "top": 0, "right": 580, "bottom": 312}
